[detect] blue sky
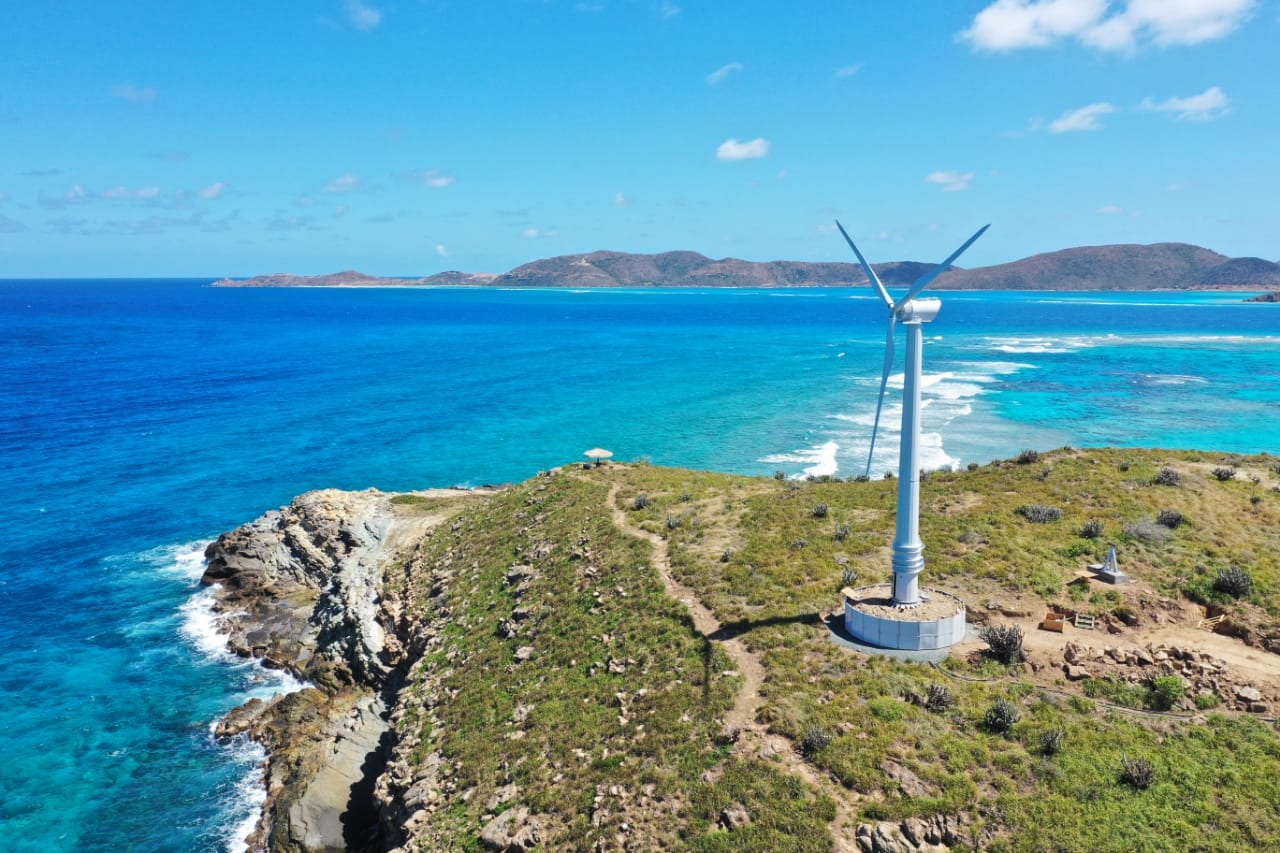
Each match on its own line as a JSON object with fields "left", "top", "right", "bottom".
{"left": 1, "top": 0, "right": 1276, "bottom": 277}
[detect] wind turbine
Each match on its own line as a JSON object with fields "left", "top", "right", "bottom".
{"left": 836, "top": 221, "right": 989, "bottom": 608}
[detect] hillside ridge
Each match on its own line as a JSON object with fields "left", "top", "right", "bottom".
{"left": 212, "top": 242, "right": 1280, "bottom": 291}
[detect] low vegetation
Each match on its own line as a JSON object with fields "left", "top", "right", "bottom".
{"left": 380, "top": 448, "right": 1280, "bottom": 850}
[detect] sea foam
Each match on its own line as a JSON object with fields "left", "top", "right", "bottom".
{"left": 165, "top": 544, "right": 306, "bottom": 853}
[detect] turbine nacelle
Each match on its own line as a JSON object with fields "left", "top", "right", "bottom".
{"left": 893, "top": 297, "right": 940, "bottom": 325}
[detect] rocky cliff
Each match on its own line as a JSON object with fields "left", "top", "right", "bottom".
{"left": 203, "top": 487, "right": 492, "bottom": 852}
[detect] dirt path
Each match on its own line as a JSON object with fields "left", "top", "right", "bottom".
{"left": 602, "top": 481, "right": 860, "bottom": 850}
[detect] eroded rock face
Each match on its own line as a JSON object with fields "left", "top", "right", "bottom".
{"left": 204, "top": 488, "right": 474, "bottom": 852}
{"left": 203, "top": 489, "right": 401, "bottom": 687}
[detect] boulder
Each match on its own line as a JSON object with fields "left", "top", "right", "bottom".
{"left": 479, "top": 807, "right": 541, "bottom": 852}
{"left": 1236, "top": 686, "right": 1263, "bottom": 703}
{"left": 1065, "top": 664, "right": 1092, "bottom": 681}
{"left": 719, "top": 803, "right": 751, "bottom": 830}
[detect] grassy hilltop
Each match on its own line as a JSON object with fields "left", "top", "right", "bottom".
{"left": 373, "top": 448, "right": 1280, "bottom": 852}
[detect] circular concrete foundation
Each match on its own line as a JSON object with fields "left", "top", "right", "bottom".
{"left": 843, "top": 583, "right": 966, "bottom": 651}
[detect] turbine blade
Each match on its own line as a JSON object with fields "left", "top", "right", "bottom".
{"left": 865, "top": 316, "right": 896, "bottom": 478}
{"left": 836, "top": 220, "right": 893, "bottom": 308}
{"left": 900, "top": 224, "right": 991, "bottom": 305}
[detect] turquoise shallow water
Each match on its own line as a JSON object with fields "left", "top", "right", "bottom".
{"left": 1, "top": 281, "right": 1277, "bottom": 850}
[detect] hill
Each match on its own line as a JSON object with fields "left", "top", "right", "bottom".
{"left": 212, "top": 243, "right": 1280, "bottom": 291}
{"left": 206, "top": 449, "right": 1280, "bottom": 851}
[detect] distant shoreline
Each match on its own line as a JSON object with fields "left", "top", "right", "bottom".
{"left": 210, "top": 241, "right": 1280, "bottom": 293}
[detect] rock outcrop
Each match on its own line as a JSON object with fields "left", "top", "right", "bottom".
{"left": 204, "top": 487, "right": 488, "bottom": 852}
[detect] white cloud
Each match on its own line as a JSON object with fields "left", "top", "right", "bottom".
{"left": 422, "top": 169, "right": 455, "bottom": 189}
{"left": 0, "top": 191, "right": 8, "bottom": 204}
{"left": 1097, "top": 204, "right": 1124, "bottom": 214}
{"left": 960, "top": 0, "right": 1255, "bottom": 52}
{"left": 100, "top": 185, "right": 160, "bottom": 200}
{"left": 111, "top": 84, "right": 157, "bottom": 102}
{"left": 198, "top": 182, "right": 225, "bottom": 199}
{"left": 325, "top": 173, "right": 361, "bottom": 192}
{"left": 435, "top": 243, "right": 449, "bottom": 257}
{"left": 716, "top": 137, "right": 770, "bottom": 161}
{"left": 136, "top": 186, "right": 160, "bottom": 199}
{"left": 615, "top": 191, "right": 630, "bottom": 208}
{"left": 834, "top": 63, "right": 863, "bottom": 78}
{"left": 1048, "top": 102, "right": 1116, "bottom": 132}
{"left": 1167, "top": 182, "right": 1185, "bottom": 191}
{"left": 706, "top": 62, "right": 742, "bottom": 85}
{"left": 816, "top": 223, "right": 837, "bottom": 234}
{"left": 522, "top": 227, "right": 560, "bottom": 239}
{"left": 657, "top": 1, "right": 681, "bottom": 19}
{"left": 924, "top": 170, "right": 975, "bottom": 192}
{"left": 1141, "top": 85, "right": 1230, "bottom": 120}
{"left": 345, "top": 0, "right": 382, "bottom": 30}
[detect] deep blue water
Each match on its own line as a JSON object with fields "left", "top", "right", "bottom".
{"left": 1, "top": 280, "right": 1277, "bottom": 850}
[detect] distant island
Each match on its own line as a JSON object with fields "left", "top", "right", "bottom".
{"left": 213, "top": 241, "right": 1280, "bottom": 293}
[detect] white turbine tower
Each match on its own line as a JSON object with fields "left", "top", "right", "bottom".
{"left": 836, "top": 221, "right": 989, "bottom": 608}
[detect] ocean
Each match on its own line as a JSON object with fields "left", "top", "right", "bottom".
{"left": 1, "top": 280, "right": 1277, "bottom": 850}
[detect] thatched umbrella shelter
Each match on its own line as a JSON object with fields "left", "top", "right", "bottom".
{"left": 583, "top": 448, "right": 613, "bottom": 466}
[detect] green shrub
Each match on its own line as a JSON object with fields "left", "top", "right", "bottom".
{"left": 867, "top": 696, "right": 906, "bottom": 721}
{"left": 1039, "top": 727, "right": 1066, "bottom": 756}
{"left": 665, "top": 513, "right": 683, "bottom": 530}
{"left": 1120, "top": 755, "right": 1156, "bottom": 789}
{"left": 801, "top": 725, "right": 832, "bottom": 756}
{"left": 924, "top": 684, "right": 955, "bottom": 713}
{"left": 1212, "top": 466, "right": 1237, "bottom": 482}
{"left": 841, "top": 567, "right": 858, "bottom": 586}
{"left": 811, "top": 503, "right": 829, "bottom": 518}
{"left": 967, "top": 462, "right": 980, "bottom": 472}
{"left": 1124, "top": 521, "right": 1171, "bottom": 544}
{"left": 1214, "top": 566, "right": 1253, "bottom": 598}
{"left": 1016, "top": 449, "right": 1040, "bottom": 464}
{"left": 773, "top": 470, "right": 786, "bottom": 481}
{"left": 984, "top": 698, "right": 1020, "bottom": 734}
{"left": 1152, "top": 467, "right": 1181, "bottom": 486}
{"left": 1156, "top": 509, "right": 1183, "bottom": 529}
{"left": 632, "top": 493, "right": 651, "bottom": 510}
{"left": 1080, "top": 519, "right": 1103, "bottom": 539}
{"left": 1194, "top": 694, "right": 1222, "bottom": 710}
{"left": 1083, "top": 678, "right": 1147, "bottom": 708}
{"left": 1017, "top": 504, "right": 1062, "bottom": 523}
{"left": 833, "top": 523, "right": 850, "bottom": 541}
{"left": 1146, "top": 675, "right": 1185, "bottom": 711}
{"left": 979, "top": 623, "right": 1025, "bottom": 664}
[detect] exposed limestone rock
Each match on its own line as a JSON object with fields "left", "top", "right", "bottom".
{"left": 854, "top": 811, "right": 994, "bottom": 851}
{"left": 204, "top": 487, "right": 484, "bottom": 852}
{"left": 478, "top": 807, "right": 542, "bottom": 851}
{"left": 203, "top": 489, "right": 413, "bottom": 686}
{"left": 1237, "top": 686, "right": 1262, "bottom": 703}
{"left": 719, "top": 803, "right": 751, "bottom": 830}
{"left": 881, "top": 759, "right": 934, "bottom": 798}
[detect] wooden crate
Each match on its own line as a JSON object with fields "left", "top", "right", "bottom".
{"left": 1040, "top": 612, "right": 1067, "bottom": 632}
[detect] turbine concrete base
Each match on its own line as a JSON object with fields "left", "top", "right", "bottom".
{"left": 842, "top": 583, "right": 966, "bottom": 651}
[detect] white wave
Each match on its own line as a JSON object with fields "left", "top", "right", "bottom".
{"left": 1134, "top": 373, "right": 1209, "bottom": 386}
{"left": 151, "top": 542, "right": 308, "bottom": 853}
{"left": 218, "top": 736, "right": 269, "bottom": 853}
{"left": 760, "top": 440, "right": 840, "bottom": 478}
{"left": 179, "top": 586, "right": 233, "bottom": 660}
{"left": 980, "top": 332, "right": 1280, "bottom": 355}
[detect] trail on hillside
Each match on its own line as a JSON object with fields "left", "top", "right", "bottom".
{"left": 602, "top": 480, "right": 859, "bottom": 850}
